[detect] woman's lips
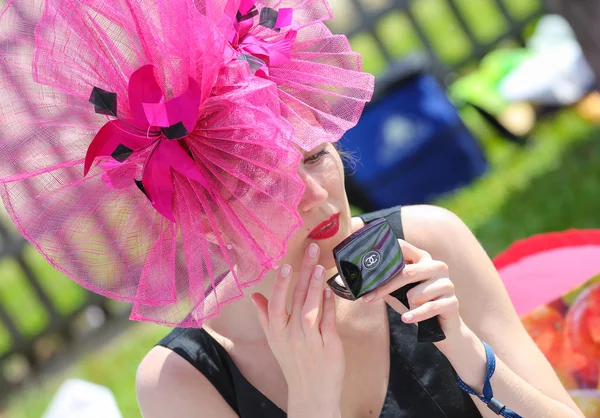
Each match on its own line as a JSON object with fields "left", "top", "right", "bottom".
{"left": 308, "top": 213, "right": 340, "bottom": 240}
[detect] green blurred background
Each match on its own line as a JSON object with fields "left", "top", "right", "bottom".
{"left": 3, "top": 0, "right": 600, "bottom": 416}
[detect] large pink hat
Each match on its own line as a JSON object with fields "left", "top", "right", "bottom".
{"left": 0, "top": 0, "right": 373, "bottom": 327}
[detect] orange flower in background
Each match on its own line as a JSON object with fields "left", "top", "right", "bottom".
{"left": 494, "top": 230, "right": 600, "bottom": 416}
{"left": 522, "top": 305, "right": 565, "bottom": 367}
{"left": 566, "top": 282, "right": 600, "bottom": 360}
{"left": 564, "top": 283, "right": 600, "bottom": 389}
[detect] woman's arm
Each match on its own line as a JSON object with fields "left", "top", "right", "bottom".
{"left": 440, "top": 324, "right": 582, "bottom": 418}
{"left": 136, "top": 346, "right": 239, "bottom": 418}
{"left": 402, "top": 204, "right": 583, "bottom": 418}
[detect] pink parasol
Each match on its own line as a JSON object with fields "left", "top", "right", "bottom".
{"left": 494, "top": 229, "right": 600, "bottom": 316}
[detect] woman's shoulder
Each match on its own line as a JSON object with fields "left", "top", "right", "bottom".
{"left": 398, "top": 205, "right": 491, "bottom": 318}
{"left": 136, "top": 345, "right": 192, "bottom": 393}
{"left": 399, "top": 204, "right": 471, "bottom": 254}
{"left": 354, "top": 204, "right": 468, "bottom": 250}
{"left": 398, "top": 205, "right": 520, "bottom": 348}
{"left": 136, "top": 344, "right": 238, "bottom": 417}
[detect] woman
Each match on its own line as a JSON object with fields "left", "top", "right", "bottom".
{"left": 0, "top": 0, "right": 583, "bottom": 416}
{"left": 136, "top": 142, "right": 583, "bottom": 418}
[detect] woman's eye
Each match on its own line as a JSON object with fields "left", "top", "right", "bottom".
{"left": 304, "top": 149, "right": 329, "bottom": 164}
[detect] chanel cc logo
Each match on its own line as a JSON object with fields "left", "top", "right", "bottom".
{"left": 362, "top": 250, "right": 381, "bottom": 270}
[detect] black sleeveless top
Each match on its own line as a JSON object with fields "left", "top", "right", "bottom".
{"left": 157, "top": 206, "right": 482, "bottom": 417}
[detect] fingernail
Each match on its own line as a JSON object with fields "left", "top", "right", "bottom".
{"left": 313, "top": 265, "right": 324, "bottom": 279}
{"left": 281, "top": 264, "right": 291, "bottom": 278}
{"left": 308, "top": 243, "right": 319, "bottom": 258}
{"left": 403, "top": 313, "right": 414, "bottom": 322}
{"left": 324, "top": 287, "right": 332, "bottom": 299}
{"left": 363, "top": 293, "right": 375, "bottom": 303}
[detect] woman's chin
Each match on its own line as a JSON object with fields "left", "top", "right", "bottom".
{"left": 319, "top": 252, "right": 338, "bottom": 271}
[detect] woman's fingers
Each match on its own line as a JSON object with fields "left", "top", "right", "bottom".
{"left": 255, "top": 242, "right": 338, "bottom": 349}
{"left": 250, "top": 293, "right": 270, "bottom": 331}
{"left": 301, "top": 265, "right": 326, "bottom": 333}
{"left": 267, "top": 264, "right": 293, "bottom": 330}
{"left": 405, "top": 277, "right": 455, "bottom": 309}
{"left": 401, "top": 295, "right": 459, "bottom": 324}
{"left": 398, "top": 239, "right": 433, "bottom": 263}
{"left": 257, "top": 243, "right": 326, "bottom": 335}
{"left": 320, "top": 288, "right": 338, "bottom": 346}
{"left": 364, "top": 260, "right": 449, "bottom": 302}
{"left": 291, "top": 243, "right": 320, "bottom": 320}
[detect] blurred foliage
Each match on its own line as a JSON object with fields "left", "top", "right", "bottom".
{"left": 4, "top": 0, "right": 600, "bottom": 417}
{"left": 4, "top": 323, "right": 169, "bottom": 418}
{"left": 350, "top": 0, "right": 542, "bottom": 75}
{"left": 441, "top": 109, "right": 598, "bottom": 257}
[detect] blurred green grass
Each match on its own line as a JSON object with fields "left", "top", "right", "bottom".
{"left": 3, "top": 323, "right": 170, "bottom": 418}
{"left": 4, "top": 0, "right": 600, "bottom": 417}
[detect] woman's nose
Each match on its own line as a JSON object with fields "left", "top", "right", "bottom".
{"left": 298, "top": 171, "right": 328, "bottom": 213}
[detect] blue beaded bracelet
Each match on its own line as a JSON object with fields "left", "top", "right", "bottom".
{"left": 456, "top": 340, "right": 522, "bottom": 418}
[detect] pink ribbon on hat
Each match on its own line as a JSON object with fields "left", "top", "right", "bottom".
{"left": 84, "top": 65, "right": 209, "bottom": 222}
{"left": 231, "top": 0, "right": 296, "bottom": 76}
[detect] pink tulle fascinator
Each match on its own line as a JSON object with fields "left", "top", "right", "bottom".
{"left": 225, "top": 0, "right": 375, "bottom": 149}
{"left": 0, "top": 0, "right": 308, "bottom": 327}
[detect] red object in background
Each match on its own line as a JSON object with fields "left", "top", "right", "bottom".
{"left": 494, "top": 230, "right": 600, "bottom": 395}
{"left": 566, "top": 283, "right": 600, "bottom": 362}
{"left": 494, "top": 229, "right": 600, "bottom": 317}
{"left": 521, "top": 305, "right": 565, "bottom": 366}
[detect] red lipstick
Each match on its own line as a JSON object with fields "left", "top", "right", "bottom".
{"left": 308, "top": 213, "right": 340, "bottom": 240}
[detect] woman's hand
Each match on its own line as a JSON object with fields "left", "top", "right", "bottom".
{"left": 363, "top": 239, "right": 466, "bottom": 348}
{"left": 362, "top": 239, "right": 488, "bottom": 389}
{"left": 250, "top": 243, "right": 345, "bottom": 417}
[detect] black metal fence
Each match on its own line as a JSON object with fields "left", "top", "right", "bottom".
{"left": 0, "top": 0, "right": 546, "bottom": 407}
{"left": 343, "top": 0, "right": 544, "bottom": 81}
{"left": 0, "top": 220, "right": 130, "bottom": 407}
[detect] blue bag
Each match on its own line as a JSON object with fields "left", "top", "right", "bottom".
{"left": 341, "top": 56, "right": 488, "bottom": 211}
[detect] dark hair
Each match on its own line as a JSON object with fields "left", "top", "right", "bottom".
{"left": 333, "top": 141, "right": 359, "bottom": 174}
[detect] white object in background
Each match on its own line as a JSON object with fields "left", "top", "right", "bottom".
{"left": 526, "top": 14, "right": 577, "bottom": 52}
{"left": 499, "top": 15, "right": 596, "bottom": 106}
{"left": 42, "top": 379, "right": 123, "bottom": 418}
{"left": 499, "top": 41, "right": 595, "bottom": 105}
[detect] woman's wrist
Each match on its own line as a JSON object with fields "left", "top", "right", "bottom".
{"left": 287, "top": 401, "right": 341, "bottom": 418}
{"left": 287, "top": 391, "right": 342, "bottom": 418}
{"left": 435, "top": 320, "right": 487, "bottom": 394}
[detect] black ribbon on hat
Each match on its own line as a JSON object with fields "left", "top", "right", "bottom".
{"left": 89, "top": 86, "right": 118, "bottom": 117}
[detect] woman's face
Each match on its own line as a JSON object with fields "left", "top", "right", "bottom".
{"left": 279, "top": 142, "right": 352, "bottom": 271}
